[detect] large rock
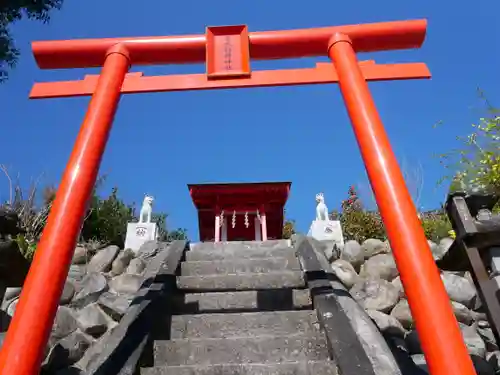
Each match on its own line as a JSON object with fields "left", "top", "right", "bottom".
{"left": 477, "top": 327, "right": 498, "bottom": 352}
{"left": 45, "top": 330, "right": 94, "bottom": 370}
{"left": 460, "top": 323, "right": 487, "bottom": 358}
{"left": 425, "top": 240, "right": 439, "bottom": 260}
{"left": 108, "top": 274, "right": 143, "bottom": 295}
{"left": 391, "top": 276, "right": 405, "bottom": 298}
{"left": 441, "top": 271, "right": 477, "bottom": 308}
{"left": 126, "top": 258, "right": 146, "bottom": 275}
{"left": 110, "top": 249, "right": 135, "bottom": 276}
{"left": 87, "top": 245, "right": 120, "bottom": 273}
{"left": 6, "top": 297, "right": 18, "bottom": 316}
{"left": 52, "top": 306, "right": 78, "bottom": 340}
{"left": 438, "top": 238, "right": 454, "bottom": 259}
{"left": 350, "top": 278, "right": 400, "bottom": 313}
{"left": 452, "top": 301, "right": 474, "bottom": 325}
{"left": 76, "top": 303, "right": 111, "bottom": 338}
{"left": 3, "top": 287, "right": 21, "bottom": 302}
{"left": 67, "top": 265, "right": 87, "bottom": 284}
{"left": 390, "top": 299, "right": 413, "bottom": 329}
{"left": 330, "top": 259, "right": 358, "bottom": 288}
{"left": 361, "top": 239, "right": 390, "bottom": 259}
{"left": 71, "top": 273, "right": 108, "bottom": 308}
{"left": 360, "top": 253, "right": 399, "bottom": 281}
{"left": 60, "top": 281, "right": 76, "bottom": 305}
{"left": 340, "top": 240, "right": 364, "bottom": 270}
{"left": 97, "top": 292, "right": 132, "bottom": 321}
{"left": 72, "top": 246, "right": 90, "bottom": 265}
{"left": 366, "top": 309, "right": 405, "bottom": 337}
{"left": 136, "top": 241, "right": 159, "bottom": 260}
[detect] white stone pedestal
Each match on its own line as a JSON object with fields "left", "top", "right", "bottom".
{"left": 307, "top": 220, "right": 344, "bottom": 248}
{"left": 124, "top": 222, "right": 158, "bottom": 254}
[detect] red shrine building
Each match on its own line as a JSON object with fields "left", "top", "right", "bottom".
{"left": 188, "top": 182, "right": 291, "bottom": 242}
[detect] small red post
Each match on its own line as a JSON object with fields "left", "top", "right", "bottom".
{"left": 0, "top": 45, "right": 130, "bottom": 375}
{"left": 327, "top": 33, "right": 476, "bottom": 375}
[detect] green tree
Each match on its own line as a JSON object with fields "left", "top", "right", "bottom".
{"left": 166, "top": 228, "right": 188, "bottom": 241}
{"left": 80, "top": 186, "right": 135, "bottom": 246}
{"left": 1, "top": 0, "right": 63, "bottom": 82}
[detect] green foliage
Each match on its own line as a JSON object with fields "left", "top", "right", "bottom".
{"left": 80, "top": 186, "right": 136, "bottom": 247}
{"left": 283, "top": 219, "right": 296, "bottom": 239}
{"left": 332, "top": 186, "right": 386, "bottom": 243}
{"left": 153, "top": 212, "right": 188, "bottom": 241}
{"left": 1, "top": 0, "right": 63, "bottom": 81}
{"left": 166, "top": 228, "right": 188, "bottom": 241}
{"left": 419, "top": 209, "right": 452, "bottom": 243}
{"left": 15, "top": 233, "right": 36, "bottom": 260}
{"left": 437, "top": 91, "right": 500, "bottom": 212}
{"left": 332, "top": 186, "right": 452, "bottom": 244}
{"left": 1, "top": 168, "right": 187, "bottom": 259}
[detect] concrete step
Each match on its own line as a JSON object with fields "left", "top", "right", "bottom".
{"left": 181, "top": 257, "right": 301, "bottom": 276}
{"left": 185, "top": 247, "right": 295, "bottom": 261}
{"left": 141, "top": 360, "right": 338, "bottom": 375}
{"left": 170, "top": 289, "right": 312, "bottom": 314}
{"left": 153, "top": 333, "right": 330, "bottom": 366}
{"left": 189, "top": 240, "right": 291, "bottom": 252}
{"left": 177, "top": 271, "right": 305, "bottom": 292}
{"left": 170, "top": 310, "right": 319, "bottom": 339}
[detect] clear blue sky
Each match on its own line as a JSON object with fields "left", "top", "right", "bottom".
{"left": 1, "top": 1, "right": 499, "bottom": 240}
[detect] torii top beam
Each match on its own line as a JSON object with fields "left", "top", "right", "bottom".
{"left": 32, "top": 19, "right": 427, "bottom": 69}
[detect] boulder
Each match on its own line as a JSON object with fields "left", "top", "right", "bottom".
{"left": 126, "top": 258, "right": 146, "bottom": 275}
{"left": 45, "top": 330, "right": 94, "bottom": 370}
{"left": 390, "top": 299, "right": 413, "bottom": 329}
{"left": 460, "top": 323, "right": 487, "bottom": 358}
{"left": 361, "top": 238, "right": 389, "bottom": 259}
{"left": 340, "top": 240, "right": 364, "bottom": 270}
{"left": 60, "top": 281, "right": 76, "bottom": 305}
{"left": 360, "top": 253, "right": 399, "bottom": 281}
{"left": 109, "top": 274, "right": 143, "bottom": 295}
{"left": 452, "top": 301, "right": 474, "bottom": 325}
{"left": 76, "top": 303, "right": 111, "bottom": 338}
{"left": 441, "top": 271, "right": 477, "bottom": 308}
{"left": 366, "top": 309, "right": 405, "bottom": 337}
{"left": 110, "top": 249, "right": 135, "bottom": 276}
{"left": 350, "top": 277, "right": 400, "bottom": 313}
{"left": 97, "top": 292, "right": 132, "bottom": 321}
{"left": 71, "top": 273, "right": 107, "bottom": 308}
{"left": 87, "top": 245, "right": 120, "bottom": 273}
{"left": 72, "top": 246, "right": 89, "bottom": 265}
{"left": 330, "top": 259, "right": 358, "bottom": 288}
{"left": 52, "top": 306, "right": 78, "bottom": 340}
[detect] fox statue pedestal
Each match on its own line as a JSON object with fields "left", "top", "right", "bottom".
{"left": 307, "top": 220, "right": 344, "bottom": 246}
{"left": 124, "top": 195, "right": 158, "bottom": 254}
{"left": 124, "top": 222, "right": 158, "bottom": 254}
{"left": 307, "top": 192, "right": 345, "bottom": 260}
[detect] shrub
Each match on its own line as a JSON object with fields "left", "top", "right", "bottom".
{"left": 420, "top": 209, "right": 452, "bottom": 242}
{"left": 80, "top": 186, "right": 136, "bottom": 246}
{"left": 332, "top": 186, "right": 386, "bottom": 243}
{"left": 283, "top": 219, "right": 296, "bottom": 239}
{"left": 332, "top": 185, "right": 453, "bottom": 243}
{"left": 1, "top": 169, "right": 188, "bottom": 260}
{"left": 437, "top": 92, "right": 499, "bottom": 213}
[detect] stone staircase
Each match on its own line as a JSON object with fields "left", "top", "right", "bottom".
{"left": 140, "top": 239, "right": 338, "bottom": 375}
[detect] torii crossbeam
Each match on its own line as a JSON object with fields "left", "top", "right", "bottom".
{"left": 0, "top": 20, "right": 477, "bottom": 375}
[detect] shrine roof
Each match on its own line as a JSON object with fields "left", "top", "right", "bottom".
{"left": 188, "top": 181, "right": 291, "bottom": 209}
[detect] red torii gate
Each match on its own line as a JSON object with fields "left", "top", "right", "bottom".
{"left": 0, "top": 20, "right": 477, "bottom": 375}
